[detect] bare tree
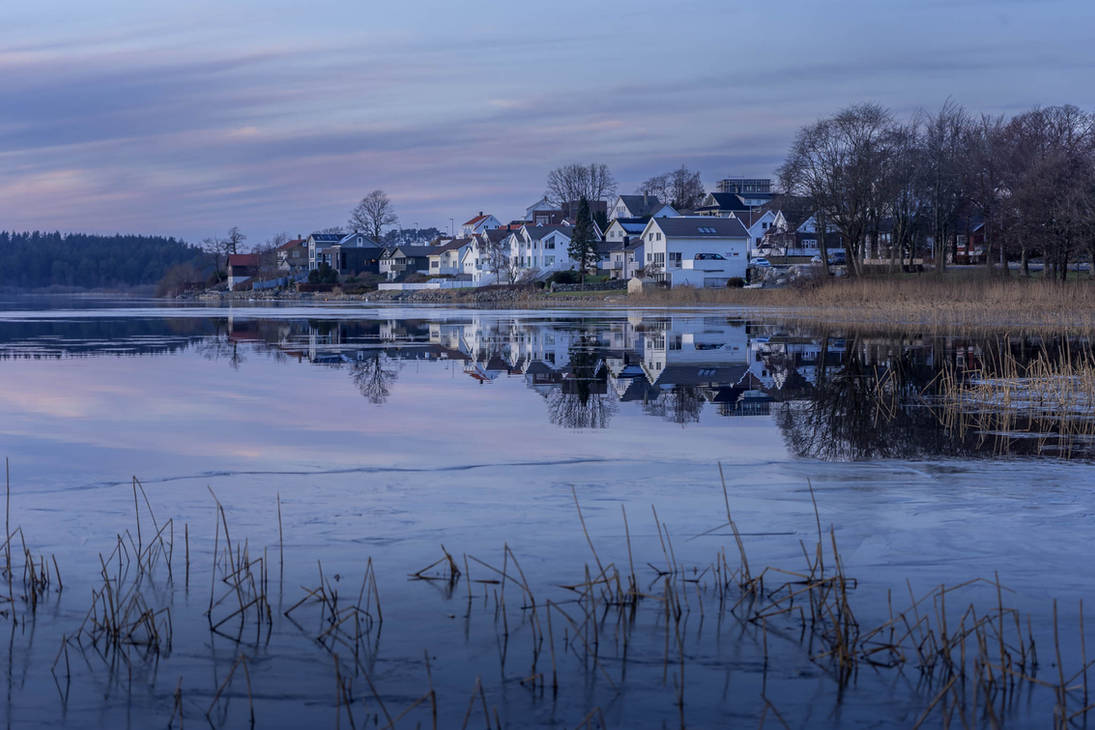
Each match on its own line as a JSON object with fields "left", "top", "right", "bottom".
{"left": 349, "top": 190, "right": 399, "bottom": 241}
{"left": 961, "top": 114, "right": 1009, "bottom": 273}
{"left": 201, "top": 227, "right": 246, "bottom": 276}
{"left": 639, "top": 165, "right": 705, "bottom": 210}
{"left": 226, "top": 226, "right": 246, "bottom": 255}
{"left": 918, "top": 100, "right": 970, "bottom": 274}
{"left": 779, "top": 103, "right": 897, "bottom": 276}
{"left": 479, "top": 232, "right": 518, "bottom": 285}
{"left": 637, "top": 173, "right": 670, "bottom": 203}
{"left": 201, "top": 235, "right": 227, "bottom": 276}
{"left": 545, "top": 163, "right": 617, "bottom": 206}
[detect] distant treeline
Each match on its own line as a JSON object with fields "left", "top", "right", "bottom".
{"left": 0, "top": 231, "right": 208, "bottom": 289}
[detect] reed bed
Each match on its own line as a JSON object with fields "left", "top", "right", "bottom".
{"left": 628, "top": 274, "right": 1095, "bottom": 332}
{"left": 930, "top": 339, "right": 1095, "bottom": 457}
{"left": 3, "top": 464, "right": 1093, "bottom": 728}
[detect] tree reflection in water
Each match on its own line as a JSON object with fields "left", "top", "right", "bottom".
{"left": 546, "top": 332, "right": 617, "bottom": 428}
{"left": 349, "top": 353, "right": 400, "bottom": 405}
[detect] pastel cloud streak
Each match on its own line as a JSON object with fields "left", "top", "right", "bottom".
{"left": 2, "top": 0, "right": 1093, "bottom": 243}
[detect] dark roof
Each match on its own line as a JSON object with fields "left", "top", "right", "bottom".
{"left": 611, "top": 217, "right": 650, "bottom": 233}
{"left": 596, "top": 240, "right": 625, "bottom": 254}
{"left": 524, "top": 361, "right": 558, "bottom": 376}
{"left": 651, "top": 217, "right": 749, "bottom": 238}
{"left": 701, "top": 193, "right": 750, "bottom": 211}
{"left": 522, "top": 224, "right": 572, "bottom": 238}
{"left": 339, "top": 233, "right": 381, "bottom": 247}
{"left": 654, "top": 364, "right": 750, "bottom": 388}
{"left": 482, "top": 229, "right": 511, "bottom": 243}
{"left": 310, "top": 233, "right": 343, "bottom": 243}
{"left": 618, "top": 195, "right": 664, "bottom": 216}
{"left": 432, "top": 238, "right": 471, "bottom": 253}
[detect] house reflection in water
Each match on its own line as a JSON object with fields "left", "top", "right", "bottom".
{"left": 3, "top": 309, "right": 1092, "bottom": 459}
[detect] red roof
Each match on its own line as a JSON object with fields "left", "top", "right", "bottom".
{"left": 463, "top": 213, "right": 490, "bottom": 226}
{"left": 277, "top": 238, "right": 306, "bottom": 250}
{"left": 228, "top": 253, "right": 260, "bottom": 267}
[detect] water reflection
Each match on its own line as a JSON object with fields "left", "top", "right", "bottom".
{"left": 2, "top": 309, "right": 1093, "bottom": 460}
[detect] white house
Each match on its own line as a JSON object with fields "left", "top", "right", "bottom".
{"left": 464, "top": 230, "right": 511, "bottom": 284}
{"left": 738, "top": 209, "right": 788, "bottom": 256}
{"left": 608, "top": 195, "right": 677, "bottom": 221}
{"left": 524, "top": 197, "right": 563, "bottom": 226}
{"left": 603, "top": 217, "right": 648, "bottom": 245}
{"left": 460, "top": 213, "right": 501, "bottom": 237}
{"left": 427, "top": 238, "right": 472, "bottom": 276}
{"left": 510, "top": 224, "right": 575, "bottom": 278}
{"left": 639, "top": 216, "right": 749, "bottom": 287}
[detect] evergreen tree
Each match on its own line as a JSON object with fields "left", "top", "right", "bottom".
{"left": 568, "top": 197, "right": 597, "bottom": 282}
{"left": 0, "top": 231, "right": 207, "bottom": 289}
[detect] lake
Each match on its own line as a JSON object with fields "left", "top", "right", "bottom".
{"left": 1, "top": 296, "right": 1093, "bottom": 728}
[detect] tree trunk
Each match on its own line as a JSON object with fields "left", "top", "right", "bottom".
{"left": 1021, "top": 246, "right": 1030, "bottom": 277}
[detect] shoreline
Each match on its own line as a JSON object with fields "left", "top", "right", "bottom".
{"left": 178, "top": 275, "right": 1095, "bottom": 331}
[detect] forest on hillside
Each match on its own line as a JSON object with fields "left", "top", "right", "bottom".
{"left": 0, "top": 231, "right": 208, "bottom": 289}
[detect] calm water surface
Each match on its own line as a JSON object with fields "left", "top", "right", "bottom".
{"left": 1, "top": 296, "right": 1092, "bottom": 728}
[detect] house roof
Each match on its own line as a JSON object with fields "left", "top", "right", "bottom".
{"left": 610, "top": 217, "right": 649, "bottom": 234}
{"left": 277, "top": 238, "right": 306, "bottom": 250}
{"left": 651, "top": 216, "right": 749, "bottom": 238}
{"left": 431, "top": 238, "right": 471, "bottom": 254}
{"left": 309, "top": 233, "right": 343, "bottom": 243}
{"left": 463, "top": 213, "right": 493, "bottom": 226}
{"left": 385, "top": 245, "right": 435, "bottom": 258}
{"left": 698, "top": 193, "right": 755, "bottom": 212}
{"left": 481, "top": 229, "right": 511, "bottom": 243}
{"left": 228, "top": 253, "right": 260, "bottom": 267}
{"left": 595, "top": 240, "right": 625, "bottom": 254}
{"left": 654, "top": 364, "right": 750, "bottom": 388}
{"left": 522, "top": 224, "right": 572, "bottom": 238}
{"left": 339, "top": 233, "right": 380, "bottom": 247}
{"left": 617, "top": 194, "right": 663, "bottom": 217}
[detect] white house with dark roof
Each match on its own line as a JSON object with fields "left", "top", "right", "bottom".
{"left": 509, "top": 224, "right": 574, "bottom": 277}
{"left": 639, "top": 216, "right": 749, "bottom": 286}
{"left": 427, "top": 238, "right": 472, "bottom": 276}
{"left": 608, "top": 194, "right": 677, "bottom": 221}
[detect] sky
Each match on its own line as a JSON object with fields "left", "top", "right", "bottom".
{"left": 2, "top": 0, "right": 1094, "bottom": 245}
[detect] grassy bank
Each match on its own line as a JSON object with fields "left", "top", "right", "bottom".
{"left": 628, "top": 272, "right": 1095, "bottom": 331}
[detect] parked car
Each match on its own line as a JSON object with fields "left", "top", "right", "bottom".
{"left": 694, "top": 253, "right": 726, "bottom": 260}
{"left": 811, "top": 252, "right": 846, "bottom": 265}
{"left": 750, "top": 258, "right": 772, "bottom": 268}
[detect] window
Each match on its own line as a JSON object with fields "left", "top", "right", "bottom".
{"left": 653, "top": 252, "right": 665, "bottom": 264}
{"left": 669, "top": 252, "right": 682, "bottom": 267}
{"left": 544, "top": 256, "right": 554, "bottom": 267}
{"left": 545, "top": 240, "right": 554, "bottom": 249}
{"left": 656, "top": 232, "right": 662, "bottom": 240}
